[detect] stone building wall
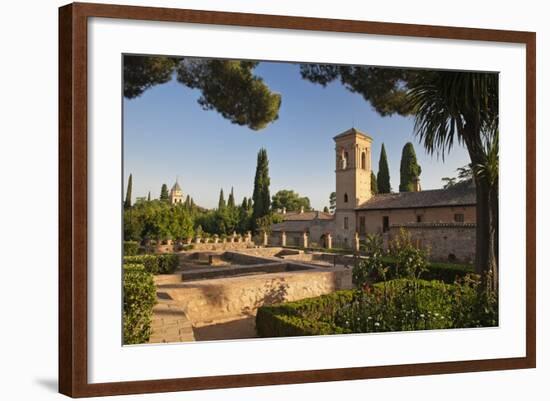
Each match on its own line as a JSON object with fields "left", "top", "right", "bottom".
{"left": 385, "top": 222, "right": 476, "bottom": 263}
{"left": 357, "top": 205, "right": 476, "bottom": 235}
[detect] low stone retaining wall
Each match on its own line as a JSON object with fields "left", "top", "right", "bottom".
{"left": 159, "top": 266, "right": 352, "bottom": 324}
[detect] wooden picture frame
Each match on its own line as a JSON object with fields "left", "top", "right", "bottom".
{"left": 59, "top": 2, "right": 536, "bottom": 397}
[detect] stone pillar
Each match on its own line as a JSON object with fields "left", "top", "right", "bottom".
{"left": 246, "top": 231, "right": 252, "bottom": 243}
{"left": 195, "top": 236, "right": 201, "bottom": 244}
{"left": 213, "top": 235, "right": 219, "bottom": 244}
{"left": 186, "top": 237, "right": 192, "bottom": 245}
{"left": 301, "top": 232, "right": 309, "bottom": 248}
{"left": 281, "top": 231, "right": 287, "bottom": 247}
{"left": 326, "top": 233, "right": 332, "bottom": 250}
{"left": 354, "top": 232, "right": 360, "bottom": 252}
{"left": 262, "top": 231, "right": 268, "bottom": 246}
{"left": 232, "top": 231, "right": 237, "bottom": 243}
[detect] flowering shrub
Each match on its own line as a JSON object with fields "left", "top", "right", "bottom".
{"left": 123, "top": 263, "right": 157, "bottom": 344}
{"left": 353, "top": 234, "right": 387, "bottom": 288}
{"left": 389, "top": 228, "right": 428, "bottom": 279}
{"left": 335, "top": 279, "right": 454, "bottom": 332}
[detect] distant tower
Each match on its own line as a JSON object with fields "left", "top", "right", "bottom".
{"left": 169, "top": 179, "right": 184, "bottom": 204}
{"left": 333, "top": 128, "right": 373, "bottom": 245}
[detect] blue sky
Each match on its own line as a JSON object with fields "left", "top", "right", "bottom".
{"left": 123, "top": 60, "right": 470, "bottom": 210}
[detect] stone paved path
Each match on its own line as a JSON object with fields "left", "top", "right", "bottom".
{"left": 149, "top": 296, "right": 195, "bottom": 344}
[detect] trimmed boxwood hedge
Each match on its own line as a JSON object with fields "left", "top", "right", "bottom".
{"left": 123, "top": 254, "right": 179, "bottom": 274}
{"left": 256, "top": 279, "right": 488, "bottom": 338}
{"left": 124, "top": 241, "right": 139, "bottom": 256}
{"left": 123, "top": 263, "right": 157, "bottom": 344}
{"left": 380, "top": 256, "right": 474, "bottom": 283}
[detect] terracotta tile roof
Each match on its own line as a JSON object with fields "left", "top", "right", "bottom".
{"left": 278, "top": 211, "right": 334, "bottom": 221}
{"left": 271, "top": 210, "right": 334, "bottom": 232}
{"left": 356, "top": 181, "right": 476, "bottom": 211}
{"left": 333, "top": 127, "right": 373, "bottom": 141}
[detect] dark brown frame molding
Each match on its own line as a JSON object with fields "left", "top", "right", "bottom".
{"left": 59, "top": 2, "right": 536, "bottom": 397}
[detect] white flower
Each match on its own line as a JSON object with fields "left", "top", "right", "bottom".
{"left": 374, "top": 322, "right": 380, "bottom": 327}
{"left": 420, "top": 314, "right": 425, "bottom": 318}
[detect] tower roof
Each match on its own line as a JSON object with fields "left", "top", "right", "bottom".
{"left": 171, "top": 181, "right": 182, "bottom": 192}
{"left": 333, "top": 127, "right": 373, "bottom": 142}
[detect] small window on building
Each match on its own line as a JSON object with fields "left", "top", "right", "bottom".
{"left": 454, "top": 213, "right": 465, "bottom": 223}
{"left": 344, "top": 193, "right": 348, "bottom": 203}
{"left": 382, "top": 216, "right": 389, "bottom": 232}
{"left": 361, "top": 152, "right": 366, "bottom": 169}
{"left": 359, "top": 216, "right": 366, "bottom": 234}
{"left": 416, "top": 215, "right": 422, "bottom": 223}
{"left": 343, "top": 152, "right": 349, "bottom": 169}
{"left": 344, "top": 217, "right": 349, "bottom": 230}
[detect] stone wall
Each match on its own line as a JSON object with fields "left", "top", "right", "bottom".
{"left": 386, "top": 223, "right": 476, "bottom": 263}
{"left": 161, "top": 267, "right": 352, "bottom": 324}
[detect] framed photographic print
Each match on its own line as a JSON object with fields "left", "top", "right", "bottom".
{"left": 59, "top": 2, "right": 536, "bottom": 397}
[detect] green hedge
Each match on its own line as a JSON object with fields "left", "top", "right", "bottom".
{"left": 157, "top": 254, "right": 179, "bottom": 274}
{"left": 256, "top": 278, "right": 496, "bottom": 338}
{"left": 123, "top": 254, "right": 179, "bottom": 274}
{"left": 123, "top": 263, "right": 157, "bottom": 344}
{"left": 124, "top": 241, "right": 139, "bottom": 256}
{"left": 380, "top": 256, "right": 474, "bottom": 283}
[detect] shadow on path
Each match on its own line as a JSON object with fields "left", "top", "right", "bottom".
{"left": 193, "top": 316, "right": 257, "bottom": 341}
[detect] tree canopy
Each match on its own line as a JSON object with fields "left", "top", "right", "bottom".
{"left": 252, "top": 148, "right": 271, "bottom": 231}
{"left": 271, "top": 190, "right": 311, "bottom": 212}
{"left": 399, "top": 142, "right": 422, "bottom": 192}
{"left": 377, "top": 144, "right": 391, "bottom": 193}
{"left": 124, "top": 56, "right": 281, "bottom": 130}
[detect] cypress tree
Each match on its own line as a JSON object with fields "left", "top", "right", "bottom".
{"left": 370, "top": 171, "right": 378, "bottom": 194}
{"left": 241, "top": 196, "right": 248, "bottom": 209}
{"left": 160, "top": 184, "right": 169, "bottom": 202}
{"left": 228, "top": 187, "right": 235, "bottom": 208}
{"left": 185, "top": 194, "right": 191, "bottom": 208}
{"left": 377, "top": 144, "right": 391, "bottom": 193}
{"left": 399, "top": 142, "right": 422, "bottom": 192}
{"left": 147, "top": 191, "right": 151, "bottom": 201}
{"left": 252, "top": 148, "right": 271, "bottom": 229}
{"left": 124, "top": 174, "right": 133, "bottom": 209}
{"left": 247, "top": 198, "right": 253, "bottom": 210}
{"left": 218, "top": 188, "right": 226, "bottom": 210}
{"left": 323, "top": 206, "right": 329, "bottom": 213}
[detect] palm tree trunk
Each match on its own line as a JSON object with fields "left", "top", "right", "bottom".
{"left": 463, "top": 127, "right": 498, "bottom": 288}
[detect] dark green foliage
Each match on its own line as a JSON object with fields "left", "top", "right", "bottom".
{"left": 377, "top": 144, "right": 391, "bottom": 193}
{"left": 271, "top": 189, "right": 311, "bottom": 212}
{"left": 123, "top": 263, "right": 157, "bottom": 344}
{"left": 227, "top": 187, "right": 235, "bottom": 208}
{"left": 124, "top": 56, "right": 281, "bottom": 131}
{"left": 399, "top": 142, "right": 422, "bottom": 192}
{"left": 123, "top": 241, "right": 139, "bottom": 256}
{"left": 241, "top": 196, "right": 248, "bottom": 209}
{"left": 124, "top": 174, "right": 133, "bottom": 209}
{"left": 160, "top": 184, "right": 169, "bottom": 202}
{"left": 124, "top": 200, "right": 194, "bottom": 241}
{"left": 252, "top": 148, "right": 271, "bottom": 231}
{"left": 124, "top": 255, "right": 160, "bottom": 274}
{"left": 124, "top": 56, "right": 178, "bottom": 99}
{"left": 329, "top": 192, "right": 336, "bottom": 213}
{"left": 218, "top": 188, "right": 226, "bottom": 210}
{"left": 323, "top": 206, "right": 329, "bottom": 213}
{"left": 256, "top": 277, "right": 497, "bottom": 338}
{"left": 123, "top": 254, "right": 179, "bottom": 275}
{"left": 156, "top": 254, "right": 179, "bottom": 274}
{"left": 177, "top": 59, "right": 281, "bottom": 130}
{"left": 370, "top": 172, "right": 378, "bottom": 194}
{"left": 147, "top": 191, "right": 151, "bottom": 201}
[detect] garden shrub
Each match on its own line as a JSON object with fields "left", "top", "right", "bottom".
{"left": 124, "top": 241, "right": 139, "bottom": 256}
{"left": 123, "top": 254, "right": 179, "bottom": 274}
{"left": 123, "top": 263, "right": 157, "bottom": 345}
{"left": 256, "top": 277, "right": 497, "bottom": 338}
{"left": 156, "top": 254, "right": 179, "bottom": 274}
{"left": 124, "top": 255, "right": 159, "bottom": 274}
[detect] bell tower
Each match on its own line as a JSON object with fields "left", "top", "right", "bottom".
{"left": 333, "top": 128, "right": 373, "bottom": 246}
